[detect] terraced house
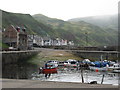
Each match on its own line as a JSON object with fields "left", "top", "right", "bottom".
{"left": 2, "top": 25, "right": 28, "bottom": 50}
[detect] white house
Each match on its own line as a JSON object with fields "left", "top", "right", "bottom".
{"left": 68, "top": 41, "right": 74, "bottom": 46}
{"left": 43, "top": 37, "right": 52, "bottom": 46}
{"left": 61, "top": 39, "right": 67, "bottom": 45}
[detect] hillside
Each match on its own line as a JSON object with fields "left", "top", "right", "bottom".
{"left": 2, "top": 10, "right": 58, "bottom": 38}
{"left": 1, "top": 10, "right": 118, "bottom": 46}
{"left": 2, "top": 10, "right": 77, "bottom": 42}
{"left": 68, "top": 15, "right": 118, "bottom": 30}
{"left": 33, "top": 14, "right": 118, "bottom": 46}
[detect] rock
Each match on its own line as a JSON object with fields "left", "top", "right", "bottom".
{"left": 89, "top": 81, "right": 97, "bottom": 84}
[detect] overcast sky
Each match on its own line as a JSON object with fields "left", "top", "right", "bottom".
{"left": 0, "top": 0, "right": 119, "bottom": 20}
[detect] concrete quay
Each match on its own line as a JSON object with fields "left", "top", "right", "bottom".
{"left": 1, "top": 79, "right": 119, "bottom": 88}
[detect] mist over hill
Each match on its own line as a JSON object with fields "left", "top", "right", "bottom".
{"left": 68, "top": 15, "right": 118, "bottom": 30}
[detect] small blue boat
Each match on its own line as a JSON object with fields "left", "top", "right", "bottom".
{"left": 89, "top": 61, "right": 110, "bottom": 72}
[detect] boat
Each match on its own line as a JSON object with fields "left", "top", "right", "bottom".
{"left": 42, "top": 68, "right": 57, "bottom": 74}
{"left": 89, "top": 61, "right": 110, "bottom": 72}
{"left": 39, "top": 62, "right": 58, "bottom": 74}
{"left": 58, "top": 61, "right": 64, "bottom": 66}
{"left": 89, "top": 66, "right": 108, "bottom": 72}
{"left": 64, "top": 59, "right": 78, "bottom": 67}
{"left": 108, "top": 63, "right": 120, "bottom": 73}
{"left": 89, "top": 60, "right": 120, "bottom": 72}
{"left": 112, "top": 70, "right": 120, "bottom": 73}
{"left": 108, "top": 63, "right": 120, "bottom": 70}
{"left": 47, "top": 60, "right": 58, "bottom": 67}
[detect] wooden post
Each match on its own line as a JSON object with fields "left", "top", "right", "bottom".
{"left": 81, "top": 66, "right": 84, "bottom": 83}
{"left": 101, "top": 74, "right": 105, "bottom": 84}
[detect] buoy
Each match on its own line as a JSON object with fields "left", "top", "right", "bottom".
{"left": 96, "top": 69, "right": 98, "bottom": 72}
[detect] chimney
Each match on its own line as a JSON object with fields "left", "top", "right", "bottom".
{"left": 16, "top": 27, "right": 20, "bottom": 32}
{"left": 22, "top": 27, "right": 26, "bottom": 32}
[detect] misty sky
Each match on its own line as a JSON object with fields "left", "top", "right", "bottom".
{"left": 0, "top": 0, "right": 119, "bottom": 20}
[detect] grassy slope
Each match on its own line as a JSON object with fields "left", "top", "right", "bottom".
{"left": 2, "top": 10, "right": 117, "bottom": 46}
{"left": 2, "top": 10, "right": 57, "bottom": 37}
{"left": 68, "top": 15, "right": 118, "bottom": 30}
{"left": 33, "top": 14, "right": 117, "bottom": 46}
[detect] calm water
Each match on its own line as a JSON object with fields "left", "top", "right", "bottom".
{"left": 32, "top": 69, "right": 119, "bottom": 85}
{"left": 2, "top": 62, "right": 119, "bottom": 85}
{"left": 2, "top": 62, "right": 38, "bottom": 79}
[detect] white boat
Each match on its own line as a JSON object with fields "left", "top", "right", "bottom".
{"left": 108, "top": 63, "right": 120, "bottom": 70}
{"left": 112, "top": 70, "right": 120, "bottom": 73}
{"left": 47, "top": 60, "right": 58, "bottom": 67}
{"left": 89, "top": 63, "right": 120, "bottom": 72}
{"left": 108, "top": 63, "right": 120, "bottom": 72}
{"left": 89, "top": 66, "right": 108, "bottom": 71}
{"left": 64, "top": 59, "right": 78, "bottom": 67}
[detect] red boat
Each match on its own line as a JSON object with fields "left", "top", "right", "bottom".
{"left": 39, "top": 62, "right": 58, "bottom": 75}
{"left": 42, "top": 68, "right": 57, "bottom": 74}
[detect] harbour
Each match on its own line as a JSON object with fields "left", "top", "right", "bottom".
{"left": 1, "top": 48, "right": 119, "bottom": 88}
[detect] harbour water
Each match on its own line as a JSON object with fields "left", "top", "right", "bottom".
{"left": 2, "top": 60, "right": 119, "bottom": 85}
{"left": 32, "top": 70, "right": 119, "bottom": 85}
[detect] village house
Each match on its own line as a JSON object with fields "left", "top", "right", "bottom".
{"left": 52, "top": 38, "right": 61, "bottom": 46}
{"left": 32, "top": 35, "right": 44, "bottom": 46}
{"left": 68, "top": 41, "right": 74, "bottom": 46}
{"left": 2, "top": 25, "right": 28, "bottom": 50}
{"left": 42, "top": 37, "right": 52, "bottom": 46}
{"left": 61, "top": 39, "right": 68, "bottom": 45}
{"left": 27, "top": 35, "right": 34, "bottom": 49}
{"left": 51, "top": 38, "right": 68, "bottom": 46}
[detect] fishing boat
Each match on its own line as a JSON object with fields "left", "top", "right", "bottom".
{"left": 89, "top": 66, "right": 108, "bottom": 72}
{"left": 42, "top": 68, "right": 57, "bottom": 74}
{"left": 108, "top": 63, "right": 120, "bottom": 73}
{"left": 47, "top": 60, "right": 58, "bottom": 67}
{"left": 64, "top": 59, "right": 78, "bottom": 67}
{"left": 112, "top": 70, "right": 120, "bottom": 73}
{"left": 39, "top": 62, "right": 58, "bottom": 74}
{"left": 89, "top": 60, "right": 120, "bottom": 72}
{"left": 89, "top": 61, "right": 109, "bottom": 72}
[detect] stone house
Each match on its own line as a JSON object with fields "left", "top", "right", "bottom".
{"left": 3, "top": 25, "right": 28, "bottom": 50}
{"left": 27, "top": 35, "right": 34, "bottom": 49}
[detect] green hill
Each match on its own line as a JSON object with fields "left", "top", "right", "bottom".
{"left": 1, "top": 10, "right": 118, "bottom": 46}
{"left": 68, "top": 15, "right": 118, "bottom": 31}
{"left": 2, "top": 10, "right": 77, "bottom": 41}
{"left": 33, "top": 14, "right": 118, "bottom": 46}
{"left": 2, "top": 10, "right": 58, "bottom": 38}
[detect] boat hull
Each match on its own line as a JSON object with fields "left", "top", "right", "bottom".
{"left": 89, "top": 66, "right": 108, "bottom": 71}
{"left": 42, "top": 68, "right": 57, "bottom": 74}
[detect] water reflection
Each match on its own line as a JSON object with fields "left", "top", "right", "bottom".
{"left": 2, "top": 62, "right": 38, "bottom": 79}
